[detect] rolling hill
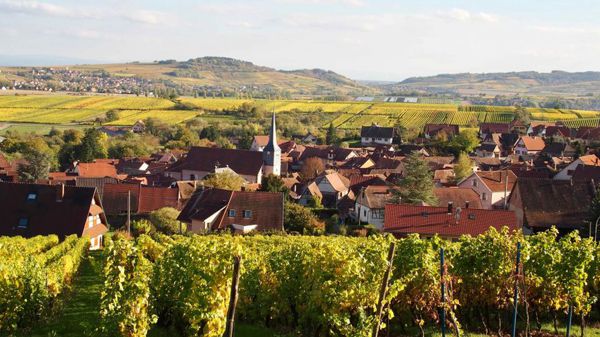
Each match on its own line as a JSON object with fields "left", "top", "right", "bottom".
{"left": 0, "top": 56, "right": 378, "bottom": 98}
{"left": 383, "top": 71, "right": 600, "bottom": 97}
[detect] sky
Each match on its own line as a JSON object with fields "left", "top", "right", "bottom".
{"left": 1, "top": 0, "right": 600, "bottom": 81}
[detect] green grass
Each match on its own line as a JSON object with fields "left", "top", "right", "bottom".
{"left": 0, "top": 123, "right": 90, "bottom": 135}
{"left": 16, "top": 251, "right": 104, "bottom": 337}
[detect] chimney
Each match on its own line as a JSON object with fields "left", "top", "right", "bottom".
{"left": 447, "top": 201, "right": 453, "bottom": 215}
{"left": 465, "top": 200, "right": 470, "bottom": 209}
{"left": 56, "top": 183, "right": 65, "bottom": 202}
{"left": 454, "top": 207, "right": 462, "bottom": 225}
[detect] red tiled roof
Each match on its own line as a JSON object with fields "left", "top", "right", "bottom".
{"left": 170, "top": 147, "right": 264, "bottom": 176}
{"left": 384, "top": 204, "right": 518, "bottom": 237}
{"left": 424, "top": 124, "right": 459, "bottom": 137}
{"left": 77, "top": 161, "right": 118, "bottom": 178}
{"left": 518, "top": 136, "right": 546, "bottom": 151}
{"left": 480, "top": 123, "right": 510, "bottom": 134}
{"left": 0, "top": 182, "right": 107, "bottom": 239}
{"left": 178, "top": 188, "right": 284, "bottom": 232}
{"left": 102, "top": 182, "right": 180, "bottom": 214}
{"left": 474, "top": 170, "right": 517, "bottom": 192}
{"left": 216, "top": 191, "right": 284, "bottom": 231}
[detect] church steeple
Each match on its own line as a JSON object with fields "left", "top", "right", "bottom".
{"left": 263, "top": 113, "right": 281, "bottom": 176}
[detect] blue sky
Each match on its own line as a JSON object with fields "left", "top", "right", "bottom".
{"left": 1, "top": 0, "right": 600, "bottom": 80}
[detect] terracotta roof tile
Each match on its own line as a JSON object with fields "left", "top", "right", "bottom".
{"left": 384, "top": 204, "right": 518, "bottom": 237}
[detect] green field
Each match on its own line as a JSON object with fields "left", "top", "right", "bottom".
{"left": 0, "top": 95, "right": 599, "bottom": 130}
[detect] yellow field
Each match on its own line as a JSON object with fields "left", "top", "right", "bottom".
{"left": 0, "top": 95, "right": 599, "bottom": 129}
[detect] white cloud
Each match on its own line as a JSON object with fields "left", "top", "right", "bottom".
{"left": 0, "top": 0, "right": 170, "bottom": 24}
{"left": 531, "top": 25, "right": 600, "bottom": 34}
{"left": 278, "top": 0, "right": 365, "bottom": 7}
{"left": 121, "top": 10, "right": 168, "bottom": 24}
{"left": 196, "top": 3, "right": 255, "bottom": 14}
{"left": 436, "top": 8, "right": 499, "bottom": 23}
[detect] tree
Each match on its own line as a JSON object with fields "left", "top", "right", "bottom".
{"left": 105, "top": 110, "right": 120, "bottom": 122}
{"left": 148, "top": 207, "right": 185, "bottom": 234}
{"left": 260, "top": 174, "right": 288, "bottom": 194}
{"left": 514, "top": 105, "right": 531, "bottom": 125}
{"left": 284, "top": 202, "right": 324, "bottom": 235}
{"left": 325, "top": 123, "right": 338, "bottom": 145}
{"left": 76, "top": 128, "right": 108, "bottom": 162}
{"left": 18, "top": 147, "right": 52, "bottom": 182}
{"left": 392, "top": 151, "right": 437, "bottom": 205}
{"left": 448, "top": 129, "right": 480, "bottom": 155}
{"left": 589, "top": 186, "right": 600, "bottom": 225}
{"left": 301, "top": 157, "right": 325, "bottom": 181}
{"left": 202, "top": 171, "right": 246, "bottom": 191}
{"left": 453, "top": 152, "right": 473, "bottom": 183}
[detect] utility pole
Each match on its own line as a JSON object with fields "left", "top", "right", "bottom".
{"left": 127, "top": 190, "right": 131, "bottom": 236}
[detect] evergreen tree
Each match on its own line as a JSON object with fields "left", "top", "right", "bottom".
{"left": 325, "top": 123, "right": 338, "bottom": 145}
{"left": 453, "top": 152, "right": 473, "bottom": 182}
{"left": 392, "top": 151, "right": 437, "bottom": 205}
{"left": 76, "top": 128, "right": 108, "bottom": 162}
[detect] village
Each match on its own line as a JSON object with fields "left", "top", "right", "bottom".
{"left": 1, "top": 109, "right": 599, "bottom": 250}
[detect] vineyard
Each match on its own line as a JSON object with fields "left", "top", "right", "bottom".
{"left": 0, "top": 95, "right": 600, "bottom": 130}
{"left": 4, "top": 228, "right": 598, "bottom": 336}
{"left": 0, "top": 235, "right": 89, "bottom": 333}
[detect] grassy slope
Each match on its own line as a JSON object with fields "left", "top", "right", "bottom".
{"left": 16, "top": 251, "right": 104, "bottom": 337}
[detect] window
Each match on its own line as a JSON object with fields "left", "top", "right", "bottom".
{"left": 88, "top": 215, "right": 94, "bottom": 228}
{"left": 472, "top": 179, "right": 478, "bottom": 187}
{"left": 482, "top": 193, "right": 487, "bottom": 201}
{"left": 243, "top": 210, "right": 252, "bottom": 219}
{"left": 372, "top": 209, "right": 384, "bottom": 219}
{"left": 228, "top": 209, "right": 236, "bottom": 217}
{"left": 17, "top": 218, "right": 28, "bottom": 229}
{"left": 26, "top": 193, "right": 37, "bottom": 202}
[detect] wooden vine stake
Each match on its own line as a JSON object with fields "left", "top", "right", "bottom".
{"left": 224, "top": 255, "right": 242, "bottom": 337}
{"left": 373, "top": 242, "right": 396, "bottom": 337}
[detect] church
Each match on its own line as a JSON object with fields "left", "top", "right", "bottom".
{"left": 165, "top": 113, "right": 281, "bottom": 185}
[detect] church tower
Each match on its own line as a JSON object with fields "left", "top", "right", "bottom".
{"left": 263, "top": 113, "right": 281, "bottom": 176}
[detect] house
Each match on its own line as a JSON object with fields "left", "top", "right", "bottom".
{"left": 177, "top": 188, "right": 284, "bottom": 234}
{"left": 101, "top": 182, "right": 181, "bottom": 215}
{"left": 475, "top": 143, "right": 501, "bottom": 158}
{"left": 68, "top": 159, "right": 120, "bottom": 178}
{"left": 545, "top": 126, "right": 572, "bottom": 140}
{"left": 424, "top": 124, "right": 459, "bottom": 139}
{"left": 297, "top": 146, "right": 359, "bottom": 167}
{"left": 499, "top": 133, "right": 520, "bottom": 156}
{"left": 527, "top": 122, "right": 555, "bottom": 137}
{"left": 513, "top": 136, "right": 545, "bottom": 157}
{"left": 300, "top": 172, "right": 350, "bottom": 207}
{"left": 397, "top": 144, "right": 430, "bottom": 157}
{"left": 510, "top": 119, "right": 528, "bottom": 134}
{"left": 166, "top": 147, "right": 265, "bottom": 184}
{"left": 292, "top": 132, "right": 318, "bottom": 144}
{"left": 433, "top": 169, "right": 455, "bottom": 187}
{"left": 116, "top": 158, "right": 150, "bottom": 175}
{"left": 360, "top": 124, "right": 395, "bottom": 145}
{"left": 508, "top": 179, "right": 596, "bottom": 234}
{"left": 540, "top": 143, "right": 576, "bottom": 159}
{"left": 434, "top": 187, "right": 483, "bottom": 209}
{"left": 554, "top": 154, "right": 600, "bottom": 180}
{"left": 354, "top": 186, "right": 392, "bottom": 230}
{"left": 0, "top": 182, "right": 108, "bottom": 250}
{"left": 0, "top": 152, "right": 17, "bottom": 182}
{"left": 383, "top": 203, "right": 518, "bottom": 239}
{"left": 458, "top": 170, "right": 517, "bottom": 209}
{"left": 480, "top": 123, "right": 510, "bottom": 139}
{"left": 132, "top": 120, "right": 145, "bottom": 133}
{"left": 574, "top": 127, "right": 600, "bottom": 145}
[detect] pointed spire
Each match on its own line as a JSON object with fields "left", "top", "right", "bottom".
{"left": 264, "top": 112, "right": 280, "bottom": 152}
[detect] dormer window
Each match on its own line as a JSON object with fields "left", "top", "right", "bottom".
{"left": 17, "top": 217, "right": 29, "bottom": 229}
{"left": 243, "top": 210, "right": 252, "bottom": 219}
{"left": 228, "top": 209, "right": 236, "bottom": 217}
{"left": 26, "top": 192, "right": 37, "bottom": 202}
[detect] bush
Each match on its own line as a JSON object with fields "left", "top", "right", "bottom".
{"left": 148, "top": 208, "right": 186, "bottom": 235}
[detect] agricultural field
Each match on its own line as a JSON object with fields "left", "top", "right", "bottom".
{"left": 0, "top": 95, "right": 599, "bottom": 130}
